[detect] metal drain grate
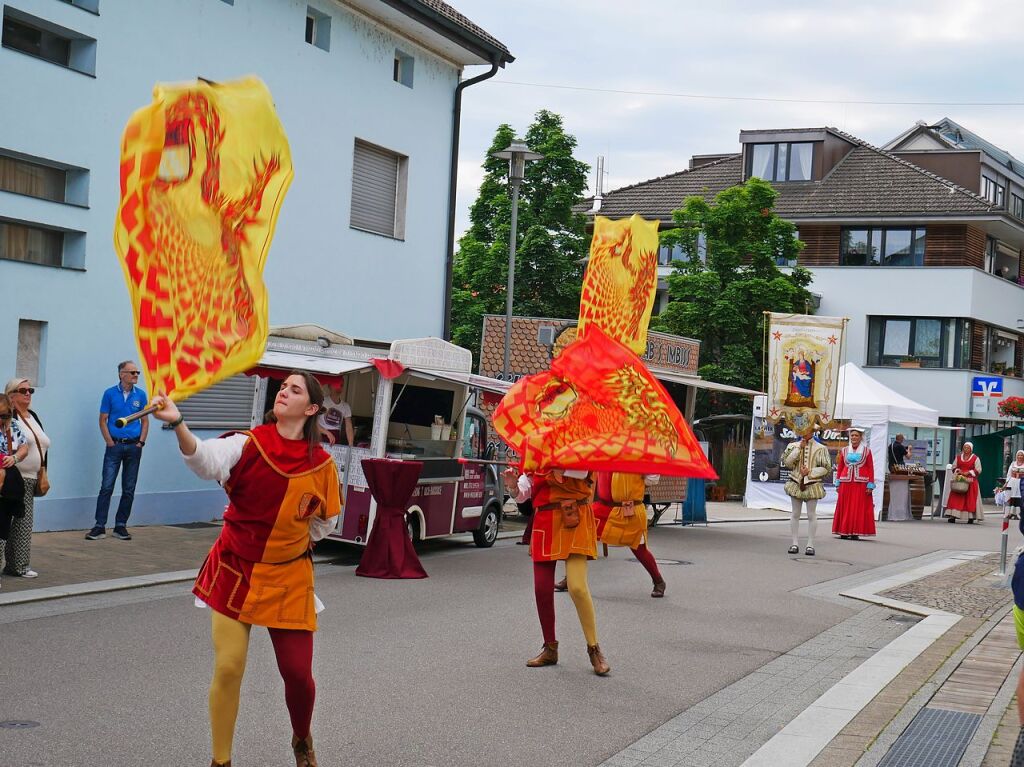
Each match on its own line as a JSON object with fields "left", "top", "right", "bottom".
{"left": 0, "top": 720, "right": 40, "bottom": 729}
{"left": 877, "top": 707, "right": 981, "bottom": 767}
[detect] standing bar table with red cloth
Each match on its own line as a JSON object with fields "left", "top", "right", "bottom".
{"left": 355, "top": 458, "right": 428, "bottom": 579}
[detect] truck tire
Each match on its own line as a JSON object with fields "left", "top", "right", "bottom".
{"left": 473, "top": 505, "right": 500, "bottom": 548}
{"left": 406, "top": 513, "right": 420, "bottom": 543}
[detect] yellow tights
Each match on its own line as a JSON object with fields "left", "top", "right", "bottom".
{"left": 209, "top": 611, "right": 252, "bottom": 764}
{"left": 564, "top": 554, "right": 598, "bottom": 646}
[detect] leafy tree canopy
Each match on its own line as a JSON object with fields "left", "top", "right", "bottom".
{"left": 654, "top": 177, "right": 814, "bottom": 415}
{"left": 451, "top": 111, "right": 589, "bottom": 364}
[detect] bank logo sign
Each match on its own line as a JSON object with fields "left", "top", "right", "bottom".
{"left": 971, "top": 375, "right": 1003, "bottom": 398}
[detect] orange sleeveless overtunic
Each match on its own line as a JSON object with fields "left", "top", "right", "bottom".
{"left": 529, "top": 472, "right": 598, "bottom": 562}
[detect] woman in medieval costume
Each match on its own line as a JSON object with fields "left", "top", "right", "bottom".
{"left": 505, "top": 468, "right": 610, "bottom": 675}
{"left": 782, "top": 430, "right": 832, "bottom": 556}
{"left": 946, "top": 442, "right": 983, "bottom": 524}
{"left": 832, "top": 426, "right": 876, "bottom": 540}
{"left": 555, "top": 471, "right": 666, "bottom": 598}
{"left": 152, "top": 371, "right": 341, "bottom": 767}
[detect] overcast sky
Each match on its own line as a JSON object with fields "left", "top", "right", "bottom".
{"left": 450, "top": 0, "right": 1024, "bottom": 236}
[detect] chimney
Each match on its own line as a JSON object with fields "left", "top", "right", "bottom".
{"left": 591, "top": 156, "right": 604, "bottom": 213}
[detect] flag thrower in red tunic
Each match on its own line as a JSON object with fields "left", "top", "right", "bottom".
{"left": 113, "top": 77, "right": 293, "bottom": 426}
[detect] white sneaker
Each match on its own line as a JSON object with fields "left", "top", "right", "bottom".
{"left": 21, "top": 569, "right": 38, "bottom": 578}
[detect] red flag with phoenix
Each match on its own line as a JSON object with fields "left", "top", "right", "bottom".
{"left": 114, "top": 77, "right": 292, "bottom": 401}
{"left": 494, "top": 327, "right": 716, "bottom": 477}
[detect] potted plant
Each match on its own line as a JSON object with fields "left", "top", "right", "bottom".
{"left": 898, "top": 356, "right": 922, "bottom": 368}
{"left": 991, "top": 362, "right": 1007, "bottom": 375}
{"left": 998, "top": 396, "right": 1024, "bottom": 419}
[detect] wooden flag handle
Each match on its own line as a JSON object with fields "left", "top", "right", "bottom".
{"left": 115, "top": 403, "right": 161, "bottom": 429}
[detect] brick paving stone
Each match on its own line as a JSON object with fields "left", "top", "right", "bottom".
{"left": 879, "top": 554, "right": 1007, "bottom": 619}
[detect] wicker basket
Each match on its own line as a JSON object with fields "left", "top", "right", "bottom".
{"left": 950, "top": 479, "right": 970, "bottom": 494}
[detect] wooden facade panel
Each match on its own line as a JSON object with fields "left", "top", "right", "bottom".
{"left": 970, "top": 321, "right": 987, "bottom": 371}
{"left": 798, "top": 225, "right": 841, "bottom": 266}
{"left": 923, "top": 225, "right": 986, "bottom": 268}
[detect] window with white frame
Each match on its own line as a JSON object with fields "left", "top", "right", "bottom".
{"left": 867, "top": 316, "right": 970, "bottom": 368}
{"left": 305, "top": 7, "right": 330, "bottom": 51}
{"left": 350, "top": 140, "right": 407, "bottom": 239}
{"left": 393, "top": 50, "right": 414, "bottom": 87}
{"left": 982, "top": 175, "right": 1005, "bottom": 206}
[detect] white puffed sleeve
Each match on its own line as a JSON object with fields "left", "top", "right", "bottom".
{"left": 309, "top": 515, "right": 336, "bottom": 541}
{"left": 182, "top": 433, "right": 249, "bottom": 483}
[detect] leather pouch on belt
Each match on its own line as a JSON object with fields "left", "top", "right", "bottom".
{"left": 560, "top": 500, "right": 581, "bottom": 529}
{"left": 621, "top": 500, "right": 636, "bottom": 518}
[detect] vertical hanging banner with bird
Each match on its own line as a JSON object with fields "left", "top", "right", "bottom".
{"left": 765, "top": 313, "right": 846, "bottom": 436}
{"left": 494, "top": 215, "right": 716, "bottom": 478}
{"left": 114, "top": 76, "right": 292, "bottom": 402}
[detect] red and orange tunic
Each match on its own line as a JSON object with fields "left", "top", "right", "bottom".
{"left": 593, "top": 471, "right": 649, "bottom": 549}
{"left": 188, "top": 424, "right": 342, "bottom": 631}
{"left": 529, "top": 470, "right": 598, "bottom": 563}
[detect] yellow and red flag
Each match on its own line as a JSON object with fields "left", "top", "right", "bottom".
{"left": 577, "top": 214, "right": 659, "bottom": 355}
{"left": 493, "top": 327, "right": 716, "bottom": 477}
{"left": 114, "top": 77, "right": 292, "bottom": 400}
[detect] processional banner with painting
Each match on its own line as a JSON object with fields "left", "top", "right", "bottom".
{"left": 765, "top": 313, "right": 846, "bottom": 436}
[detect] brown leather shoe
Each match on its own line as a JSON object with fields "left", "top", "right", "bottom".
{"left": 554, "top": 577, "right": 568, "bottom": 592}
{"left": 587, "top": 643, "right": 610, "bottom": 675}
{"left": 651, "top": 580, "right": 666, "bottom": 598}
{"left": 210, "top": 761, "right": 231, "bottom": 767}
{"left": 526, "top": 641, "right": 558, "bottom": 667}
{"left": 292, "top": 735, "right": 318, "bottom": 767}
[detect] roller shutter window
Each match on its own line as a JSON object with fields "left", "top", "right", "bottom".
{"left": 176, "top": 374, "right": 257, "bottom": 429}
{"left": 351, "top": 140, "right": 403, "bottom": 238}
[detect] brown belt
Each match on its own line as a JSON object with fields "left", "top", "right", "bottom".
{"left": 536, "top": 499, "right": 588, "bottom": 513}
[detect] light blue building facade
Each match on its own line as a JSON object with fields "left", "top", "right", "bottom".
{"left": 0, "top": 0, "right": 511, "bottom": 530}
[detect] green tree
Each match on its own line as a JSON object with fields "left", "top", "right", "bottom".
{"left": 451, "top": 111, "right": 589, "bottom": 365}
{"left": 654, "top": 177, "right": 813, "bottom": 415}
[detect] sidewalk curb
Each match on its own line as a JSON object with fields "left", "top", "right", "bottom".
{"left": 0, "top": 530, "right": 523, "bottom": 607}
{"left": 740, "top": 551, "right": 987, "bottom": 767}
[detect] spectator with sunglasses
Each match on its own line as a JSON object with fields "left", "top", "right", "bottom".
{"left": 86, "top": 361, "right": 149, "bottom": 541}
{"left": 0, "top": 392, "right": 29, "bottom": 591}
{"left": 4, "top": 378, "right": 48, "bottom": 578}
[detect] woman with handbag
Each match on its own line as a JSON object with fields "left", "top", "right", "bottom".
{"left": 945, "top": 442, "right": 983, "bottom": 523}
{"left": 1007, "top": 450, "right": 1024, "bottom": 533}
{"left": 0, "top": 392, "right": 30, "bottom": 591}
{"left": 4, "top": 378, "right": 50, "bottom": 579}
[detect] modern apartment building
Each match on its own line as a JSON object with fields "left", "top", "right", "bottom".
{"left": 584, "top": 123, "right": 1024, "bottom": 458}
{"left": 1, "top": 0, "right": 511, "bottom": 529}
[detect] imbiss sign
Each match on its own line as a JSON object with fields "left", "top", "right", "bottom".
{"left": 479, "top": 315, "right": 701, "bottom": 382}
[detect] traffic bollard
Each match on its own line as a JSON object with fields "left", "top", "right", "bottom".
{"left": 1000, "top": 516, "right": 1010, "bottom": 577}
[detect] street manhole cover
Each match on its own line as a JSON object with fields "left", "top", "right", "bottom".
{"left": 0, "top": 720, "right": 40, "bottom": 729}
{"left": 792, "top": 557, "right": 853, "bottom": 566}
{"left": 629, "top": 558, "right": 692, "bottom": 566}
{"left": 169, "top": 521, "right": 220, "bottom": 529}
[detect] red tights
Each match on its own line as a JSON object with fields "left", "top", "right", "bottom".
{"left": 268, "top": 627, "right": 315, "bottom": 740}
{"left": 532, "top": 560, "right": 557, "bottom": 643}
{"left": 632, "top": 544, "right": 663, "bottom": 583}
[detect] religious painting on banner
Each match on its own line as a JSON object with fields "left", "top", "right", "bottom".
{"left": 114, "top": 76, "right": 293, "bottom": 401}
{"left": 765, "top": 313, "right": 846, "bottom": 436}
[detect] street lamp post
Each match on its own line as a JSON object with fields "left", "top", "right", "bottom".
{"left": 490, "top": 139, "right": 543, "bottom": 390}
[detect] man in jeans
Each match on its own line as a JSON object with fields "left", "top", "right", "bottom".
{"left": 86, "top": 361, "right": 149, "bottom": 541}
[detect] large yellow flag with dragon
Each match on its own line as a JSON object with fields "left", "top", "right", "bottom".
{"left": 494, "top": 215, "right": 716, "bottom": 478}
{"left": 114, "top": 77, "right": 292, "bottom": 401}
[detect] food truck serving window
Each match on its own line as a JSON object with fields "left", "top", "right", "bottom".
{"left": 390, "top": 384, "right": 454, "bottom": 427}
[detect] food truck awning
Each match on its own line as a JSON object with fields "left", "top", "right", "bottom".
{"left": 651, "top": 369, "right": 764, "bottom": 397}
{"left": 254, "top": 351, "right": 374, "bottom": 377}
{"left": 407, "top": 367, "right": 510, "bottom": 395}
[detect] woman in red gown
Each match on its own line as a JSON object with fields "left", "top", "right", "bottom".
{"left": 946, "top": 442, "right": 982, "bottom": 523}
{"left": 833, "top": 426, "right": 876, "bottom": 540}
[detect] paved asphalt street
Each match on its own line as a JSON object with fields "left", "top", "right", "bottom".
{"left": 0, "top": 518, "right": 1005, "bottom": 767}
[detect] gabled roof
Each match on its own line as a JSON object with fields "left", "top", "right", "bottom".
{"left": 579, "top": 129, "right": 998, "bottom": 222}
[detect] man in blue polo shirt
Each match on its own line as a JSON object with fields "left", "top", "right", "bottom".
{"left": 85, "top": 360, "right": 149, "bottom": 541}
